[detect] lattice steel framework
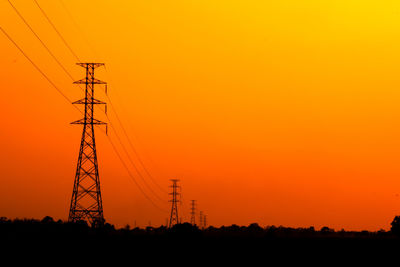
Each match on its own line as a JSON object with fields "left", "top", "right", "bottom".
{"left": 199, "top": 211, "right": 203, "bottom": 229}
{"left": 168, "top": 179, "right": 180, "bottom": 228}
{"left": 190, "top": 200, "right": 196, "bottom": 226}
{"left": 68, "top": 63, "right": 107, "bottom": 226}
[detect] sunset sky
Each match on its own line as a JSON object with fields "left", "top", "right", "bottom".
{"left": 1, "top": 0, "right": 400, "bottom": 230}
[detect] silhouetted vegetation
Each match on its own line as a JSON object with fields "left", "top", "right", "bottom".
{"left": 391, "top": 216, "right": 400, "bottom": 236}
{"left": 2, "top": 216, "right": 400, "bottom": 258}
{"left": 0, "top": 216, "right": 397, "bottom": 240}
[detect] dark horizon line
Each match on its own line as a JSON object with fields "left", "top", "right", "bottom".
{"left": 0, "top": 215, "right": 395, "bottom": 233}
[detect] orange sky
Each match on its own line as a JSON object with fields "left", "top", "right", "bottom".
{"left": 1, "top": 0, "right": 400, "bottom": 230}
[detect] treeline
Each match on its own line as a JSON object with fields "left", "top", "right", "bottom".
{"left": 3, "top": 216, "right": 400, "bottom": 259}
{"left": 0, "top": 216, "right": 397, "bottom": 240}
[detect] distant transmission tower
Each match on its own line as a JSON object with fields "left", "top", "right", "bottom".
{"left": 68, "top": 63, "right": 107, "bottom": 226}
{"left": 190, "top": 200, "right": 196, "bottom": 226}
{"left": 199, "top": 211, "right": 203, "bottom": 229}
{"left": 203, "top": 215, "right": 207, "bottom": 229}
{"left": 168, "top": 179, "right": 180, "bottom": 228}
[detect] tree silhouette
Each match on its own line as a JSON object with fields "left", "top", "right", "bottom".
{"left": 390, "top": 216, "right": 400, "bottom": 236}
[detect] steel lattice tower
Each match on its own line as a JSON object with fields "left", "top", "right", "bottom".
{"left": 168, "top": 179, "right": 180, "bottom": 228}
{"left": 199, "top": 211, "right": 203, "bottom": 229}
{"left": 190, "top": 200, "right": 196, "bottom": 226}
{"left": 68, "top": 63, "right": 107, "bottom": 226}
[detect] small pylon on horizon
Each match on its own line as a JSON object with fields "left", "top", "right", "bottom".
{"left": 190, "top": 200, "right": 196, "bottom": 226}
{"left": 168, "top": 179, "right": 180, "bottom": 228}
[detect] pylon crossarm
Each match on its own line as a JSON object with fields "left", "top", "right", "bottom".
{"left": 71, "top": 118, "right": 107, "bottom": 125}
{"left": 76, "top": 62, "right": 104, "bottom": 68}
{"left": 74, "top": 78, "right": 106, "bottom": 84}
{"left": 70, "top": 119, "right": 85, "bottom": 125}
{"left": 92, "top": 119, "right": 107, "bottom": 125}
{"left": 73, "top": 98, "right": 106, "bottom": 105}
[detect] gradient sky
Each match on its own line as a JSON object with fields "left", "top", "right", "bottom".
{"left": 1, "top": 0, "right": 400, "bottom": 230}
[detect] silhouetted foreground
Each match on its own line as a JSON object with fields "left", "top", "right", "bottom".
{"left": 2, "top": 216, "right": 400, "bottom": 261}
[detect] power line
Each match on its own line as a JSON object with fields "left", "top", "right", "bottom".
{"left": 33, "top": 0, "right": 81, "bottom": 62}
{"left": 1, "top": 26, "right": 165, "bottom": 213}
{"left": 106, "top": 117, "right": 167, "bottom": 203}
{"left": 7, "top": 0, "right": 77, "bottom": 83}
{"left": 9, "top": 0, "right": 103, "bottom": 115}
{"left": 33, "top": 0, "right": 167, "bottom": 197}
{"left": 101, "top": 64, "right": 168, "bottom": 194}
{"left": 55, "top": 0, "right": 168, "bottom": 195}
{"left": 58, "top": 0, "right": 99, "bottom": 60}
{"left": 107, "top": 134, "right": 168, "bottom": 213}
{"left": 0, "top": 27, "right": 75, "bottom": 107}
{"left": 105, "top": 95, "right": 169, "bottom": 194}
{"left": 7, "top": 0, "right": 168, "bottom": 212}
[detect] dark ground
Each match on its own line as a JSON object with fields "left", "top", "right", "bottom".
{"left": 1, "top": 216, "right": 400, "bottom": 263}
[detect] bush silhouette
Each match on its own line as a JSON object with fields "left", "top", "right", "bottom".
{"left": 391, "top": 216, "right": 400, "bottom": 236}
{"left": 168, "top": 222, "right": 201, "bottom": 237}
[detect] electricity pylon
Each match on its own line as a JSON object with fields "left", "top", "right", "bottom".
{"left": 199, "top": 211, "right": 203, "bottom": 229}
{"left": 190, "top": 200, "right": 196, "bottom": 226}
{"left": 68, "top": 63, "right": 107, "bottom": 226}
{"left": 168, "top": 179, "right": 180, "bottom": 228}
{"left": 203, "top": 215, "right": 207, "bottom": 229}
